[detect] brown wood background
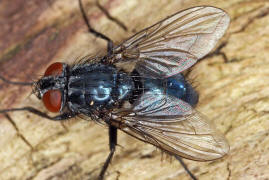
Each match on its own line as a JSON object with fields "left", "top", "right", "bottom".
{"left": 0, "top": 0, "right": 269, "bottom": 179}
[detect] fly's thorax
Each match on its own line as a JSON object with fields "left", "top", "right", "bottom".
{"left": 67, "top": 63, "right": 134, "bottom": 114}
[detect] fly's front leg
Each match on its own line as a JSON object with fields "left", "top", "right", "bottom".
{"left": 99, "top": 125, "right": 117, "bottom": 180}
{"left": 78, "top": 0, "right": 114, "bottom": 57}
{"left": 0, "top": 107, "right": 77, "bottom": 121}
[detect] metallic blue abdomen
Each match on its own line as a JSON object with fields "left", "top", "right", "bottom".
{"left": 166, "top": 75, "right": 198, "bottom": 107}
{"left": 141, "top": 73, "right": 198, "bottom": 107}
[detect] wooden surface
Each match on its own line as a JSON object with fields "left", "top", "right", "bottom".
{"left": 0, "top": 0, "right": 269, "bottom": 179}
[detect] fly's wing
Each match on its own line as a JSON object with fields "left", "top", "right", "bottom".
{"left": 111, "top": 92, "right": 229, "bottom": 161}
{"left": 113, "top": 6, "right": 230, "bottom": 78}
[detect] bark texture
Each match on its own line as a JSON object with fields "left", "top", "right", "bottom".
{"left": 0, "top": 0, "right": 269, "bottom": 180}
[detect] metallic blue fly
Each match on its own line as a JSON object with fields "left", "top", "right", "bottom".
{"left": 0, "top": 1, "right": 230, "bottom": 179}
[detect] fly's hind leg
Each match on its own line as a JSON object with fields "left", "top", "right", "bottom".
{"left": 98, "top": 125, "right": 117, "bottom": 180}
{"left": 78, "top": 0, "right": 113, "bottom": 57}
{"left": 175, "top": 156, "right": 197, "bottom": 180}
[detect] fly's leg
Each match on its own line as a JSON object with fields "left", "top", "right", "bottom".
{"left": 0, "top": 76, "right": 33, "bottom": 86}
{"left": 175, "top": 156, "right": 197, "bottom": 180}
{"left": 0, "top": 107, "right": 77, "bottom": 121}
{"left": 78, "top": 0, "right": 114, "bottom": 56}
{"left": 99, "top": 125, "right": 117, "bottom": 180}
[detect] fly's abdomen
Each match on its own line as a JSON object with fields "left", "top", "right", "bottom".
{"left": 166, "top": 74, "right": 199, "bottom": 107}
{"left": 140, "top": 73, "right": 199, "bottom": 107}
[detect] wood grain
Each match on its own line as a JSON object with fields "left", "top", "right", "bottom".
{"left": 0, "top": 0, "right": 269, "bottom": 179}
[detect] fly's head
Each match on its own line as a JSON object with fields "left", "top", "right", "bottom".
{"left": 33, "top": 62, "right": 68, "bottom": 113}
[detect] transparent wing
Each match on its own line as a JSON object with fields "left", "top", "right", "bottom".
{"left": 113, "top": 6, "right": 230, "bottom": 78}
{"left": 111, "top": 92, "right": 229, "bottom": 161}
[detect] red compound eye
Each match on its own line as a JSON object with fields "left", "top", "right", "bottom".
{"left": 42, "top": 62, "right": 63, "bottom": 112}
{"left": 42, "top": 90, "right": 62, "bottom": 112}
{"left": 44, "top": 62, "right": 63, "bottom": 76}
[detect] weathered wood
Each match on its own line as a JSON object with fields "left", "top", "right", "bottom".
{"left": 0, "top": 0, "right": 269, "bottom": 179}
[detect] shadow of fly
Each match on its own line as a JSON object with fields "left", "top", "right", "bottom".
{"left": 0, "top": 1, "right": 230, "bottom": 179}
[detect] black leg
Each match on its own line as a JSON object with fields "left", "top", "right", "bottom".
{"left": 0, "top": 75, "right": 33, "bottom": 86}
{"left": 99, "top": 125, "right": 117, "bottom": 180}
{"left": 174, "top": 156, "right": 197, "bottom": 180}
{"left": 0, "top": 107, "right": 76, "bottom": 121}
{"left": 78, "top": 0, "right": 114, "bottom": 56}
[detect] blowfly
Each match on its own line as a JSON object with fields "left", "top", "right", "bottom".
{"left": 0, "top": 1, "right": 230, "bottom": 180}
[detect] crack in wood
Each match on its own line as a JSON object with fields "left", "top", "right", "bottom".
{"left": 203, "top": 41, "right": 229, "bottom": 63}
{"left": 226, "top": 163, "right": 231, "bottom": 180}
{"left": 27, "top": 157, "right": 63, "bottom": 180}
{"left": 34, "top": 130, "right": 68, "bottom": 150}
{"left": 233, "top": 6, "right": 269, "bottom": 34}
{"left": 26, "top": 141, "right": 72, "bottom": 179}
{"left": 115, "top": 170, "right": 121, "bottom": 180}
{"left": 46, "top": 163, "right": 82, "bottom": 180}
{"left": 4, "top": 113, "right": 34, "bottom": 150}
{"left": 224, "top": 125, "right": 233, "bottom": 135}
{"left": 60, "top": 122, "right": 69, "bottom": 133}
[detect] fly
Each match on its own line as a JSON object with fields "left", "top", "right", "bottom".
{"left": 0, "top": 1, "right": 230, "bottom": 180}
